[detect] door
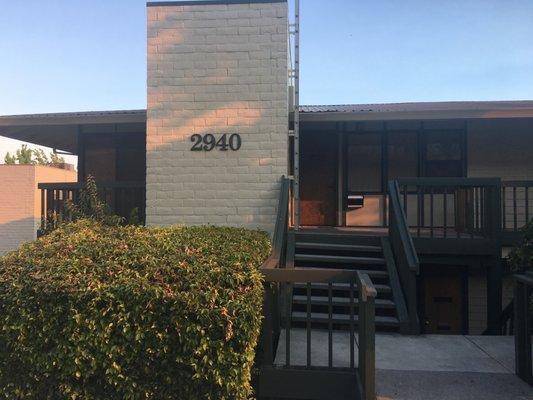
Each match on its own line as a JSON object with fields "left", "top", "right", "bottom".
{"left": 345, "top": 132, "right": 384, "bottom": 226}
{"left": 300, "top": 131, "right": 337, "bottom": 226}
{"left": 421, "top": 267, "right": 466, "bottom": 334}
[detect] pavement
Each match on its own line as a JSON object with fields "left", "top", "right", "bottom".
{"left": 274, "top": 329, "right": 533, "bottom": 400}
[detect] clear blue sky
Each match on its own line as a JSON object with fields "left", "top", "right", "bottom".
{"left": 0, "top": 0, "right": 532, "bottom": 115}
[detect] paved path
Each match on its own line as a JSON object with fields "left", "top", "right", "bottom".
{"left": 274, "top": 330, "right": 532, "bottom": 400}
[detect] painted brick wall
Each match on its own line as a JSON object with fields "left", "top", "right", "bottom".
{"left": 146, "top": 1, "right": 288, "bottom": 233}
{"left": 0, "top": 165, "right": 76, "bottom": 255}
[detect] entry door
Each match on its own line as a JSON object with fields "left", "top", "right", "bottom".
{"left": 300, "top": 131, "right": 337, "bottom": 226}
{"left": 421, "top": 268, "right": 465, "bottom": 334}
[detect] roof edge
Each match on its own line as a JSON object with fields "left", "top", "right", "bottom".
{"left": 147, "top": 0, "right": 286, "bottom": 7}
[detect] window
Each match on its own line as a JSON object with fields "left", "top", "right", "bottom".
{"left": 388, "top": 131, "right": 418, "bottom": 180}
{"left": 347, "top": 133, "right": 382, "bottom": 192}
{"left": 423, "top": 131, "right": 465, "bottom": 177}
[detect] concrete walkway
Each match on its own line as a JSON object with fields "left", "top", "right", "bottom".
{"left": 274, "top": 330, "right": 532, "bottom": 400}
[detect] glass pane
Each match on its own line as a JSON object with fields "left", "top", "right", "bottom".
{"left": 347, "top": 133, "right": 382, "bottom": 192}
{"left": 424, "top": 131, "right": 464, "bottom": 177}
{"left": 388, "top": 131, "right": 418, "bottom": 180}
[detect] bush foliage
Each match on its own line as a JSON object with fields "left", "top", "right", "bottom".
{"left": 0, "top": 220, "right": 270, "bottom": 399}
{"left": 508, "top": 219, "right": 533, "bottom": 272}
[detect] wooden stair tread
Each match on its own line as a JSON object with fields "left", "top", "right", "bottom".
{"left": 295, "top": 242, "right": 382, "bottom": 252}
{"left": 293, "top": 282, "right": 392, "bottom": 293}
{"left": 292, "top": 295, "right": 395, "bottom": 308}
{"left": 291, "top": 311, "right": 399, "bottom": 326}
{"left": 295, "top": 254, "right": 386, "bottom": 264}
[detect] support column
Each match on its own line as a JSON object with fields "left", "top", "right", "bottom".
{"left": 76, "top": 125, "right": 84, "bottom": 182}
{"left": 486, "top": 258, "right": 503, "bottom": 335}
{"left": 337, "top": 124, "right": 344, "bottom": 226}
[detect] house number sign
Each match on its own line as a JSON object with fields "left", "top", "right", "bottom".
{"left": 190, "top": 133, "right": 242, "bottom": 151}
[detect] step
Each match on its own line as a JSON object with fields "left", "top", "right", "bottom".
{"left": 293, "top": 282, "right": 392, "bottom": 294}
{"left": 295, "top": 242, "right": 382, "bottom": 253}
{"left": 291, "top": 311, "right": 399, "bottom": 327}
{"left": 292, "top": 295, "right": 395, "bottom": 308}
{"left": 291, "top": 268, "right": 388, "bottom": 279}
{"left": 294, "top": 254, "right": 386, "bottom": 265}
{"left": 294, "top": 232, "right": 382, "bottom": 246}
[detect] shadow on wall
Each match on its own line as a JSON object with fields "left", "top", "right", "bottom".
{"left": 146, "top": 6, "right": 288, "bottom": 232}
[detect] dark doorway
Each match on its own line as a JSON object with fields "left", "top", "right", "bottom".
{"left": 420, "top": 265, "right": 467, "bottom": 334}
{"left": 300, "top": 131, "right": 337, "bottom": 226}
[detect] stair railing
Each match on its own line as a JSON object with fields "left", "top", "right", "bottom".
{"left": 258, "top": 176, "right": 377, "bottom": 400}
{"left": 388, "top": 180, "right": 420, "bottom": 334}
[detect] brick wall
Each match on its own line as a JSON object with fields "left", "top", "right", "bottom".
{"left": 0, "top": 165, "right": 76, "bottom": 255}
{"left": 146, "top": 0, "right": 288, "bottom": 233}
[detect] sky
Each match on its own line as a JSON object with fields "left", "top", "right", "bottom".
{"left": 1, "top": 0, "right": 533, "bottom": 162}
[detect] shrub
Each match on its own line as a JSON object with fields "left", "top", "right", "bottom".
{"left": 0, "top": 220, "right": 270, "bottom": 399}
{"left": 508, "top": 219, "right": 533, "bottom": 272}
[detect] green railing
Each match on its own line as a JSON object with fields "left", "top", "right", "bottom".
{"left": 395, "top": 177, "right": 502, "bottom": 241}
{"left": 514, "top": 271, "right": 533, "bottom": 385}
{"left": 258, "top": 176, "right": 377, "bottom": 400}
{"left": 388, "top": 180, "right": 420, "bottom": 334}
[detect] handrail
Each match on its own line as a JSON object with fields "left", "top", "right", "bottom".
{"left": 261, "top": 176, "right": 290, "bottom": 271}
{"left": 260, "top": 267, "right": 377, "bottom": 400}
{"left": 270, "top": 176, "right": 290, "bottom": 267}
{"left": 397, "top": 177, "right": 501, "bottom": 187}
{"left": 388, "top": 181, "right": 419, "bottom": 273}
{"left": 388, "top": 180, "right": 420, "bottom": 334}
{"left": 502, "top": 180, "right": 533, "bottom": 188}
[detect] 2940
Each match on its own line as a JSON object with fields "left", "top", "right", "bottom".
{"left": 190, "top": 133, "right": 242, "bottom": 151}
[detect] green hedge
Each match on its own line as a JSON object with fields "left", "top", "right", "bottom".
{"left": 0, "top": 220, "right": 270, "bottom": 399}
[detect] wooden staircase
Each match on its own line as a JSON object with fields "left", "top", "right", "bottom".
{"left": 289, "top": 231, "right": 409, "bottom": 332}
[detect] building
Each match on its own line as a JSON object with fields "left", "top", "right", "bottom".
{"left": 0, "top": 164, "right": 76, "bottom": 255}
{"left": 0, "top": 0, "right": 531, "bottom": 338}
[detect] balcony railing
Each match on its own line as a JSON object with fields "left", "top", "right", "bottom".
{"left": 394, "top": 178, "right": 502, "bottom": 241}
{"left": 38, "top": 181, "right": 145, "bottom": 233}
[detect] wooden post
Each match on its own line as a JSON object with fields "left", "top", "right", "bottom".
{"left": 76, "top": 125, "right": 85, "bottom": 182}
{"left": 261, "top": 285, "right": 275, "bottom": 366}
{"left": 514, "top": 275, "right": 533, "bottom": 384}
{"left": 357, "top": 272, "right": 376, "bottom": 400}
{"left": 486, "top": 258, "right": 503, "bottom": 335}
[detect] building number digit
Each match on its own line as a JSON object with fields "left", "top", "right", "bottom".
{"left": 191, "top": 134, "right": 241, "bottom": 151}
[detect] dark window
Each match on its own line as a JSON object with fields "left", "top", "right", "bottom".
{"left": 388, "top": 131, "right": 418, "bottom": 180}
{"left": 347, "top": 133, "right": 382, "bottom": 192}
{"left": 423, "top": 131, "right": 465, "bottom": 177}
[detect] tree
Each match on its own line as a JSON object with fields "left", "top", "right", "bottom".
{"left": 64, "top": 175, "right": 124, "bottom": 226}
{"left": 4, "top": 152, "right": 16, "bottom": 164}
{"left": 3, "top": 144, "right": 65, "bottom": 165}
